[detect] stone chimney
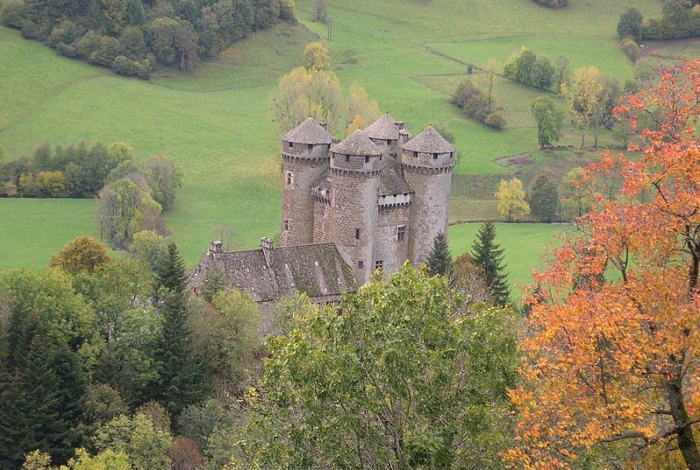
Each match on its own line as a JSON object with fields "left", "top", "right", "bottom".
{"left": 261, "top": 237, "right": 274, "bottom": 268}
{"left": 209, "top": 240, "right": 223, "bottom": 255}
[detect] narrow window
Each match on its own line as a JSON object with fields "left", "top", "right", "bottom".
{"left": 375, "top": 260, "right": 384, "bottom": 271}
{"left": 355, "top": 228, "right": 361, "bottom": 240}
{"left": 284, "top": 220, "right": 289, "bottom": 231}
{"left": 345, "top": 155, "right": 350, "bottom": 162}
{"left": 358, "top": 260, "right": 364, "bottom": 269}
{"left": 308, "top": 143, "right": 313, "bottom": 150}
{"left": 397, "top": 225, "right": 406, "bottom": 241}
{"left": 286, "top": 172, "right": 293, "bottom": 185}
{"left": 365, "top": 156, "right": 370, "bottom": 163}
{"left": 289, "top": 142, "right": 294, "bottom": 148}
{"left": 433, "top": 152, "right": 438, "bottom": 160}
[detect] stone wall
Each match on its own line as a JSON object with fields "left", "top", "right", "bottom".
{"left": 280, "top": 153, "right": 328, "bottom": 246}
{"left": 374, "top": 204, "right": 411, "bottom": 277}
{"left": 330, "top": 168, "right": 379, "bottom": 284}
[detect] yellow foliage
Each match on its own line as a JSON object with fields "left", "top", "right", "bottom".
{"left": 495, "top": 178, "right": 530, "bottom": 222}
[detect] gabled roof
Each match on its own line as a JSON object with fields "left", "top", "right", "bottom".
{"left": 283, "top": 118, "right": 334, "bottom": 144}
{"left": 331, "top": 129, "right": 383, "bottom": 156}
{"left": 402, "top": 126, "right": 455, "bottom": 153}
{"left": 379, "top": 156, "right": 413, "bottom": 196}
{"left": 311, "top": 167, "right": 331, "bottom": 190}
{"left": 187, "top": 243, "right": 357, "bottom": 302}
{"left": 365, "top": 113, "right": 399, "bottom": 141}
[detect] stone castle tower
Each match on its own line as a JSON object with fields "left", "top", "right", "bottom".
{"left": 280, "top": 114, "right": 455, "bottom": 284}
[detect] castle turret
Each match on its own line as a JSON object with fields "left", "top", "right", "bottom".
{"left": 401, "top": 126, "right": 455, "bottom": 265}
{"left": 365, "top": 113, "right": 402, "bottom": 158}
{"left": 280, "top": 118, "right": 333, "bottom": 247}
{"left": 329, "top": 129, "right": 383, "bottom": 283}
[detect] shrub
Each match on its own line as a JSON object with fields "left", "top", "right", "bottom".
{"left": 112, "top": 55, "right": 137, "bottom": 76}
{"left": 484, "top": 112, "right": 507, "bottom": 130}
{"left": 620, "top": 36, "right": 641, "bottom": 63}
{"left": 48, "top": 20, "right": 82, "bottom": 48}
{"left": 0, "top": 0, "right": 25, "bottom": 28}
{"left": 279, "top": 0, "right": 296, "bottom": 22}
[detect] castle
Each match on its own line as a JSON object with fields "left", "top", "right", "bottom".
{"left": 279, "top": 113, "right": 455, "bottom": 284}
{"left": 187, "top": 113, "right": 455, "bottom": 331}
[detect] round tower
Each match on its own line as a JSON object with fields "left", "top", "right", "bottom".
{"left": 280, "top": 118, "right": 333, "bottom": 247}
{"left": 401, "top": 126, "right": 456, "bottom": 266}
{"left": 329, "top": 129, "right": 383, "bottom": 284}
{"left": 365, "top": 113, "right": 401, "bottom": 158}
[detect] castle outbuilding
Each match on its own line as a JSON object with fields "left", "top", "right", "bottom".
{"left": 187, "top": 114, "right": 455, "bottom": 326}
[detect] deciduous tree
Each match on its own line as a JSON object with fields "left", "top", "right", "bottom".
{"left": 235, "top": 264, "right": 517, "bottom": 468}
{"left": 531, "top": 95, "right": 564, "bottom": 148}
{"left": 529, "top": 174, "right": 559, "bottom": 223}
{"left": 617, "top": 7, "right": 643, "bottom": 43}
{"left": 506, "top": 59, "right": 700, "bottom": 470}
{"left": 496, "top": 177, "right": 530, "bottom": 222}
{"left": 561, "top": 66, "right": 602, "bottom": 149}
{"left": 269, "top": 66, "right": 344, "bottom": 135}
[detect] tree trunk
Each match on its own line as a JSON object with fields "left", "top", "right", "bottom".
{"left": 665, "top": 375, "right": 700, "bottom": 470}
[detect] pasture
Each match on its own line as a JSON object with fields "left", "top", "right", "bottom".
{"left": 0, "top": 0, "right": 681, "bottom": 276}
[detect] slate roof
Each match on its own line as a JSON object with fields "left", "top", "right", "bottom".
{"left": 402, "top": 126, "right": 455, "bottom": 153}
{"left": 331, "top": 129, "right": 383, "bottom": 156}
{"left": 187, "top": 243, "right": 357, "bottom": 302}
{"left": 283, "top": 118, "right": 334, "bottom": 144}
{"left": 365, "top": 113, "right": 400, "bottom": 140}
{"left": 311, "top": 167, "right": 332, "bottom": 191}
{"left": 379, "top": 156, "right": 413, "bottom": 196}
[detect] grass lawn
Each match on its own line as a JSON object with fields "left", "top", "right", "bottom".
{"left": 0, "top": 0, "right": 686, "bottom": 273}
{"left": 0, "top": 198, "right": 100, "bottom": 271}
{"left": 448, "top": 222, "right": 573, "bottom": 297}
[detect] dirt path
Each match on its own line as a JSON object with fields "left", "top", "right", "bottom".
{"left": 640, "top": 37, "right": 700, "bottom": 58}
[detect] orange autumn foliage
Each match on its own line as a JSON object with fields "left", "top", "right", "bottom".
{"left": 505, "top": 60, "right": 700, "bottom": 469}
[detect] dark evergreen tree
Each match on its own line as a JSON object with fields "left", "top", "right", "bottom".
{"left": 529, "top": 174, "right": 559, "bottom": 223}
{"left": 471, "top": 222, "right": 510, "bottom": 306}
{"left": 426, "top": 232, "right": 453, "bottom": 278}
{"left": 0, "top": 311, "right": 87, "bottom": 468}
{"left": 154, "top": 243, "right": 208, "bottom": 421}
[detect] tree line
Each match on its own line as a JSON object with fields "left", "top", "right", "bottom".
{"left": 0, "top": 220, "right": 518, "bottom": 469}
{"left": 0, "top": 0, "right": 296, "bottom": 77}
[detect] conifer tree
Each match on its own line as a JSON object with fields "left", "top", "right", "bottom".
{"left": 426, "top": 232, "right": 453, "bottom": 278}
{"left": 471, "top": 222, "right": 510, "bottom": 306}
{"left": 154, "top": 243, "right": 207, "bottom": 420}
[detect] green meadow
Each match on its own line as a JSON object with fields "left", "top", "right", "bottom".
{"left": 0, "top": 0, "right": 683, "bottom": 289}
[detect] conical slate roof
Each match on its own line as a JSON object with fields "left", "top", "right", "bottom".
{"left": 331, "top": 129, "right": 383, "bottom": 156}
{"left": 282, "top": 118, "right": 333, "bottom": 144}
{"left": 402, "top": 126, "right": 455, "bottom": 153}
{"left": 365, "top": 113, "right": 399, "bottom": 140}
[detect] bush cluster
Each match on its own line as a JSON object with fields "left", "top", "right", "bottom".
{"left": 0, "top": 0, "right": 296, "bottom": 77}
{"left": 503, "top": 47, "right": 555, "bottom": 91}
{"left": 0, "top": 141, "right": 180, "bottom": 206}
{"left": 533, "top": 0, "right": 568, "bottom": 8}
{"left": 451, "top": 80, "right": 507, "bottom": 130}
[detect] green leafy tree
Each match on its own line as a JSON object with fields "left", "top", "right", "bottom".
{"left": 98, "top": 177, "right": 165, "bottom": 249}
{"left": 591, "top": 73, "right": 620, "bottom": 148}
{"left": 561, "top": 166, "right": 592, "bottom": 218}
{"left": 530, "top": 96, "right": 564, "bottom": 148}
{"left": 143, "top": 155, "right": 182, "bottom": 211}
{"left": 471, "top": 221, "right": 510, "bottom": 306}
{"left": 617, "top": 7, "right": 643, "bottom": 43}
{"left": 425, "top": 232, "right": 453, "bottom": 278}
{"left": 94, "top": 413, "right": 172, "bottom": 470}
{"left": 528, "top": 174, "right": 559, "bottom": 223}
{"left": 236, "top": 264, "right": 517, "bottom": 468}
{"left": 188, "top": 289, "right": 260, "bottom": 395}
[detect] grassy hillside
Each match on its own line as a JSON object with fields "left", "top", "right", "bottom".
{"left": 0, "top": 0, "right": 676, "bottom": 285}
